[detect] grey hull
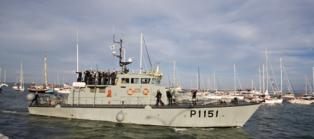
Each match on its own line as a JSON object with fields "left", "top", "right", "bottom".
{"left": 28, "top": 104, "right": 260, "bottom": 127}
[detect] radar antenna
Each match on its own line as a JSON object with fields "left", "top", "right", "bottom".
{"left": 112, "top": 35, "right": 132, "bottom": 73}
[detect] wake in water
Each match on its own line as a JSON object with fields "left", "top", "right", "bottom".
{"left": 173, "top": 128, "right": 188, "bottom": 132}
{"left": 1, "top": 110, "right": 29, "bottom": 116}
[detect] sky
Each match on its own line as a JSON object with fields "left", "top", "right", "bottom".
{"left": 0, "top": 0, "right": 314, "bottom": 91}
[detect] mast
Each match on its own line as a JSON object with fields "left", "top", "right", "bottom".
{"left": 3, "top": 70, "right": 5, "bottom": 83}
{"left": 140, "top": 32, "right": 143, "bottom": 74}
{"left": 208, "top": 76, "right": 211, "bottom": 91}
{"left": 312, "top": 67, "right": 314, "bottom": 93}
{"left": 44, "top": 55, "right": 48, "bottom": 87}
{"left": 265, "top": 49, "right": 269, "bottom": 95}
{"left": 251, "top": 80, "right": 254, "bottom": 91}
{"left": 234, "top": 64, "right": 236, "bottom": 93}
{"left": 197, "top": 66, "right": 200, "bottom": 90}
{"left": 112, "top": 36, "right": 132, "bottom": 73}
{"left": 213, "top": 72, "right": 216, "bottom": 91}
{"left": 262, "top": 64, "right": 265, "bottom": 93}
{"left": 173, "top": 61, "right": 176, "bottom": 87}
{"left": 280, "top": 58, "right": 283, "bottom": 93}
{"left": 259, "top": 65, "right": 261, "bottom": 92}
{"left": 20, "top": 61, "right": 24, "bottom": 88}
{"left": 76, "top": 30, "right": 79, "bottom": 73}
{"left": 305, "top": 76, "right": 308, "bottom": 95}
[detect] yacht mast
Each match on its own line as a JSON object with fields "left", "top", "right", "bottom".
{"left": 197, "top": 66, "right": 200, "bottom": 90}
{"left": 140, "top": 32, "right": 143, "bottom": 74}
{"left": 305, "top": 76, "right": 308, "bottom": 95}
{"left": 259, "top": 65, "right": 261, "bottom": 92}
{"left": 265, "top": 49, "right": 269, "bottom": 95}
{"left": 173, "top": 61, "right": 176, "bottom": 87}
{"left": 234, "top": 64, "right": 236, "bottom": 93}
{"left": 20, "top": 61, "right": 24, "bottom": 88}
{"left": 0, "top": 67, "right": 2, "bottom": 83}
{"left": 280, "top": 58, "right": 283, "bottom": 93}
{"left": 44, "top": 55, "right": 48, "bottom": 87}
{"left": 262, "top": 64, "right": 265, "bottom": 93}
{"left": 251, "top": 80, "right": 254, "bottom": 91}
{"left": 312, "top": 67, "right": 314, "bottom": 93}
{"left": 213, "top": 72, "right": 216, "bottom": 91}
{"left": 3, "top": 70, "right": 6, "bottom": 83}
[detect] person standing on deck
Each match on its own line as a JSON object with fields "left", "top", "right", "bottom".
{"left": 192, "top": 90, "right": 197, "bottom": 105}
{"left": 156, "top": 89, "right": 164, "bottom": 106}
{"left": 166, "top": 89, "right": 172, "bottom": 105}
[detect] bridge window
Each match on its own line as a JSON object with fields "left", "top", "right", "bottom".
{"left": 121, "top": 78, "right": 130, "bottom": 84}
{"left": 141, "top": 78, "right": 150, "bottom": 84}
{"left": 131, "top": 78, "right": 140, "bottom": 84}
{"left": 151, "top": 78, "right": 160, "bottom": 84}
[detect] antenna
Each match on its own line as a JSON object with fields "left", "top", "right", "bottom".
{"left": 112, "top": 35, "right": 132, "bottom": 73}
{"left": 76, "top": 29, "right": 79, "bottom": 73}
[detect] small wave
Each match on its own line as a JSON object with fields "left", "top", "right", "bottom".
{"left": 173, "top": 128, "right": 188, "bottom": 132}
{"left": 1, "top": 110, "right": 28, "bottom": 115}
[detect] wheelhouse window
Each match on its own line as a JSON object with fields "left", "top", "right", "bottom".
{"left": 121, "top": 78, "right": 130, "bottom": 84}
{"left": 131, "top": 78, "right": 140, "bottom": 84}
{"left": 141, "top": 78, "right": 150, "bottom": 84}
{"left": 151, "top": 78, "right": 160, "bottom": 84}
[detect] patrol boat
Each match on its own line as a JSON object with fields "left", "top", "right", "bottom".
{"left": 28, "top": 38, "right": 260, "bottom": 127}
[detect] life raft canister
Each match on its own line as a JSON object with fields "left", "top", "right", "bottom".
{"left": 107, "top": 88, "right": 112, "bottom": 97}
{"left": 143, "top": 88, "right": 149, "bottom": 95}
{"left": 127, "top": 88, "right": 135, "bottom": 95}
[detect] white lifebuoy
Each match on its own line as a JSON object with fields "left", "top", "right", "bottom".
{"left": 116, "top": 111, "right": 125, "bottom": 122}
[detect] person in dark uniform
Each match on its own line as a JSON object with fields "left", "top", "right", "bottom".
{"left": 77, "top": 72, "right": 82, "bottom": 82}
{"left": 192, "top": 90, "right": 197, "bottom": 105}
{"left": 0, "top": 87, "right": 2, "bottom": 93}
{"left": 156, "top": 89, "right": 164, "bottom": 106}
{"left": 30, "top": 92, "right": 39, "bottom": 106}
{"left": 231, "top": 97, "right": 238, "bottom": 104}
{"left": 166, "top": 89, "right": 172, "bottom": 105}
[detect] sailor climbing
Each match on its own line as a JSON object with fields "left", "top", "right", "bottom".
{"left": 156, "top": 89, "right": 164, "bottom": 106}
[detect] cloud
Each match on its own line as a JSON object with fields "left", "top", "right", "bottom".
{"left": 0, "top": 0, "right": 313, "bottom": 90}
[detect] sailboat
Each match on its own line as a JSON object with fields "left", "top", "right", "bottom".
{"left": 0, "top": 68, "right": 8, "bottom": 93}
{"left": 12, "top": 61, "right": 25, "bottom": 92}
{"left": 280, "top": 58, "right": 295, "bottom": 100}
{"left": 288, "top": 75, "right": 314, "bottom": 105}
{"left": 28, "top": 55, "right": 49, "bottom": 93}
{"left": 263, "top": 50, "right": 283, "bottom": 104}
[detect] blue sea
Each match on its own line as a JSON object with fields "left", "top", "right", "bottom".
{"left": 0, "top": 86, "right": 314, "bottom": 139}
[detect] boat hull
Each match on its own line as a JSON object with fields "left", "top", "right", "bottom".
{"left": 28, "top": 104, "right": 260, "bottom": 127}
